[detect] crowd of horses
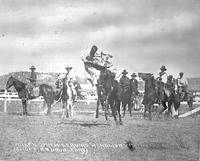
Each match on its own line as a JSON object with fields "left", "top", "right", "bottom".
{"left": 5, "top": 70, "right": 193, "bottom": 125}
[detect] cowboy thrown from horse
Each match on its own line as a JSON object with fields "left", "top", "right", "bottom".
{"left": 82, "top": 45, "right": 113, "bottom": 87}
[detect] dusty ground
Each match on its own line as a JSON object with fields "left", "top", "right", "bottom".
{"left": 0, "top": 101, "right": 200, "bottom": 161}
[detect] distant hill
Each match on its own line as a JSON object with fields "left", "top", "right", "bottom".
{"left": 187, "top": 78, "right": 200, "bottom": 92}
{"left": 0, "top": 71, "right": 88, "bottom": 91}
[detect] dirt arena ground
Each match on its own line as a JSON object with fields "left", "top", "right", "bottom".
{"left": 0, "top": 101, "right": 199, "bottom": 161}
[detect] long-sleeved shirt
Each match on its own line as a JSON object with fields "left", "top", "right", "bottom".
{"left": 29, "top": 71, "right": 37, "bottom": 82}
{"left": 119, "top": 76, "right": 130, "bottom": 89}
{"left": 177, "top": 77, "right": 188, "bottom": 87}
{"left": 158, "top": 71, "right": 168, "bottom": 84}
{"left": 130, "top": 78, "right": 138, "bottom": 94}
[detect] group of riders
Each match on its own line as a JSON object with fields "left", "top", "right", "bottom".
{"left": 26, "top": 45, "right": 189, "bottom": 106}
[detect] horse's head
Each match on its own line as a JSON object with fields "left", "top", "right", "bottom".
{"left": 6, "top": 76, "right": 14, "bottom": 90}
{"left": 138, "top": 73, "right": 153, "bottom": 81}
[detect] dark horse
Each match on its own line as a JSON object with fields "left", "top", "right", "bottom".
{"left": 138, "top": 73, "right": 156, "bottom": 120}
{"left": 119, "top": 84, "right": 133, "bottom": 117}
{"left": 6, "top": 76, "right": 55, "bottom": 115}
{"left": 96, "top": 68, "right": 122, "bottom": 125}
{"left": 139, "top": 73, "right": 181, "bottom": 120}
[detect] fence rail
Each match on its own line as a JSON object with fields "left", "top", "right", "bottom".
{"left": 0, "top": 90, "right": 97, "bottom": 114}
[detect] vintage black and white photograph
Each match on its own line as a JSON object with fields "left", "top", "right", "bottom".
{"left": 0, "top": 0, "right": 200, "bottom": 160}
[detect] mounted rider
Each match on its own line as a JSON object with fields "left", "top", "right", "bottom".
{"left": 82, "top": 45, "right": 113, "bottom": 87}
{"left": 119, "top": 70, "right": 130, "bottom": 92}
{"left": 55, "top": 66, "right": 77, "bottom": 101}
{"left": 156, "top": 65, "right": 168, "bottom": 102}
{"left": 177, "top": 72, "right": 188, "bottom": 100}
{"left": 65, "top": 65, "right": 77, "bottom": 100}
{"left": 166, "top": 75, "right": 175, "bottom": 92}
{"left": 27, "top": 65, "right": 37, "bottom": 98}
{"left": 130, "top": 73, "right": 139, "bottom": 100}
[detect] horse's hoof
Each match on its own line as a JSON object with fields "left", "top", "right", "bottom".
{"left": 119, "top": 121, "right": 123, "bottom": 125}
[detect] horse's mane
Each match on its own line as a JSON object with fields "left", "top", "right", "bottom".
{"left": 11, "top": 76, "right": 26, "bottom": 86}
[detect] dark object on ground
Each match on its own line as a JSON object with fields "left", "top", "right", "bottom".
{"left": 126, "top": 141, "right": 135, "bottom": 151}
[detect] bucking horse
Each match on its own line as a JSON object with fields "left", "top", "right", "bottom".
{"left": 6, "top": 76, "right": 55, "bottom": 115}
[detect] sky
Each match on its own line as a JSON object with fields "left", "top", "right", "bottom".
{"left": 0, "top": 0, "right": 200, "bottom": 78}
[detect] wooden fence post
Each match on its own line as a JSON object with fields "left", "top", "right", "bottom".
{"left": 4, "top": 89, "right": 7, "bottom": 114}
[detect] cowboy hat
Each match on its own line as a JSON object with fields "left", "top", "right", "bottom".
{"left": 179, "top": 72, "right": 184, "bottom": 75}
{"left": 131, "top": 73, "right": 137, "bottom": 77}
{"left": 122, "top": 70, "right": 128, "bottom": 75}
{"left": 30, "top": 65, "right": 36, "bottom": 70}
{"left": 160, "top": 65, "right": 167, "bottom": 71}
{"left": 65, "top": 65, "right": 72, "bottom": 70}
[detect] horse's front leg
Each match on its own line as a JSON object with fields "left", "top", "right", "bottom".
{"left": 109, "top": 99, "right": 117, "bottom": 123}
{"left": 128, "top": 101, "right": 132, "bottom": 117}
{"left": 22, "top": 100, "right": 28, "bottom": 115}
{"left": 46, "top": 103, "right": 51, "bottom": 115}
{"left": 62, "top": 101, "right": 66, "bottom": 119}
{"left": 122, "top": 102, "right": 126, "bottom": 117}
{"left": 69, "top": 100, "right": 74, "bottom": 117}
{"left": 148, "top": 104, "right": 152, "bottom": 120}
{"left": 104, "top": 102, "right": 108, "bottom": 121}
{"left": 96, "top": 99, "right": 100, "bottom": 118}
{"left": 117, "top": 101, "right": 122, "bottom": 125}
{"left": 143, "top": 105, "right": 148, "bottom": 119}
{"left": 65, "top": 100, "right": 71, "bottom": 118}
{"left": 104, "top": 97, "right": 109, "bottom": 121}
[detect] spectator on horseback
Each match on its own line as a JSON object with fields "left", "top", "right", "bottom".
{"left": 65, "top": 65, "right": 77, "bottom": 101}
{"left": 166, "top": 75, "right": 175, "bottom": 91}
{"left": 28, "top": 65, "right": 37, "bottom": 85}
{"left": 119, "top": 70, "right": 130, "bottom": 91}
{"left": 158, "top": 65, "right": 168, "bottom": 84}
{"left": 156, "top": 65, "right": 168, "bottom": 102}
{"left": 130, "top": 73, "right": 139, "bottom": 99}
{"left": 130, "top": 73, "right": 141, "bottom": 110}
{"left": 177, "top": 72, "right": 188, "bottom": 99}
{"left": 27, "top": 65, "right": 37, "bottom": 98}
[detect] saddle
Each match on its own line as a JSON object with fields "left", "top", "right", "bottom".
{"left": 26, "top": 83, "right": 39, "bottom": 98}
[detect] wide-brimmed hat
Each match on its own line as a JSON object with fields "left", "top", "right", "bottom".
{"left": 65, "top": 65, "right": 72, "bottom": 70}
{"left": 122, "top": 70, "right": 128, "bottom": 75}
{"left": 30, "top": 65, "right": 36, "bottom": 70}
{"left": 131, "top": 73, "right": 137, "bottom": 77}
{"left": 179, "top": 72, "right": 184, "bottom": 75}
{"left": 160, "top": 65, "right": 167, "bottom": 71}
